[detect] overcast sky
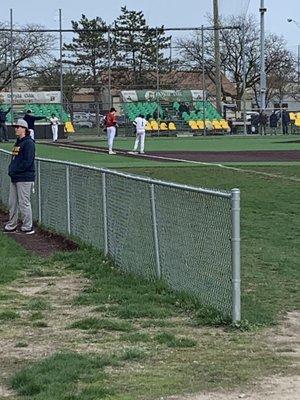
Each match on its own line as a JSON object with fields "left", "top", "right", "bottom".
{"left": 2, "top": 0, "right": 300, "bottom": 52}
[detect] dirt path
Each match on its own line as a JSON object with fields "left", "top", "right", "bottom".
{"left": 0, "top": 273, "right": 91, "bottom": 398}
{"left": 168, "top": 375, "right": 300, "bottom": 400}
{"left": 48, "top": 142, "right": 300, "bottom": 162}
{"left": 168, "top": 311, "right": 300, "bottom": 400}
{"left": 0, "top": 210, "right": 78, "bottom": 257}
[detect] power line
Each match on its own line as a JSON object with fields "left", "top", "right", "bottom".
{"left": 0, "top": 25, "right": 240, "bottom": 34}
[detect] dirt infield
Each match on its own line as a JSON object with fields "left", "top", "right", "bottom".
{"left": 51, "top": 142, "right": 300, "bottom": 162}
{"left": 149, "top": 150, "right": 300, "bottom": 162}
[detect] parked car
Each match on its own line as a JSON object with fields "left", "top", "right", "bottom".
{"left": 73, "top": 120, "right": 94, "bottom": 129}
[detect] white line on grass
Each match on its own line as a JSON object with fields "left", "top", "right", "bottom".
{"left": 139, "top": 153, "right": 300, "bottom": 182}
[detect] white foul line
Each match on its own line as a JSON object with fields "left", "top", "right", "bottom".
{"left": 139, "top": 153, "right": 300, "bottom": 183}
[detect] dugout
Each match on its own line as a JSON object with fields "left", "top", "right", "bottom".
{"left": 6, "top": 124, "right": 66, "bottom": 140}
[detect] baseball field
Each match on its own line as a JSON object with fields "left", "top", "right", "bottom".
{"left": 0, "top": 134, "right": 299, "bottom": 399}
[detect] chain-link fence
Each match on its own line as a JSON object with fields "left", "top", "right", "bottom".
{"left": 0, "top": 149, "right": 241, "bottom": 322}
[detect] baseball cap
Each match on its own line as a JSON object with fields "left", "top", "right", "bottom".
{"left": 13, "top": 119, "right": 29, "bottom": 130}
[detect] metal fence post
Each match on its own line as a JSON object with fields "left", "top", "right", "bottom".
{"left": 37, "top": 160, "right": 42, "bottom": 224}
{"left": 231, "top": 188, "right": 241, "bottom": 323}
{"left": 150, "top": 184, "right": 161, "bottom": 279}
{"left": 66, "top": 165, "right": 71, "bottom": 234}
{"left": 102, "top": 172, "right": 108, "bottom": 256}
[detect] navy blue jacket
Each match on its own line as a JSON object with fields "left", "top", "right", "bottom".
{"left": 282, "top": 111, "right": 290, "bottom": 125}
{"left": 24, "top": 114, "right": 44, "bottom": 130}
{"left": 0, "top": 108, "right": 11, "bottom": 123}
{"left": 269, "top": 113, "right": 278, "bottom": 128}
{"left": 8, "top": 135, "right": 35, "bottom": 182}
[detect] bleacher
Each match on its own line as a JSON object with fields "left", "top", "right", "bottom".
{"left": 123, "top": 102, "right": 164, "bottom": 121}
{"left": 122, "top": 98, "right": 229, "bottom": 134}
{"left": 0, "top": 103, "right": 71, "bottom": 124}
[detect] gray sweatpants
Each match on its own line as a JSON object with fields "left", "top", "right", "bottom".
{"left": 5, "top": 181, "right": 34, "bottom": 231}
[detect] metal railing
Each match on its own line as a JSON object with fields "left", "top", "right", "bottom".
{"left": 0, "top": 149, "right": 241, "bottom": 322}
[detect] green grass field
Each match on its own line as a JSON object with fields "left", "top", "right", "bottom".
{"left": 0, "top": 135, "right": 299, "bottom": 399}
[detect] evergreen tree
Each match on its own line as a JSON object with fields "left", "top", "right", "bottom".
{"left": 113, "top": 6, "right": 171, "bottom": 88}
{"left": 63, "top": 15, "right": 109, "bottom": 121}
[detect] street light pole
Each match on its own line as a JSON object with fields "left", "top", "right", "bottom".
{"left": 298, "top": 44, "right": 300, "bottom": 84}
{"left": 213, "top": 0, "right": 222, "bottom": 115}
{"left": 59, "top": 9, "right": 63, "bottom": 124}
{"left": 259, "top": 0, "right": 267, "bottom": 111}
{"left": 287, "top": 19, "right": 300, "bottom": 85}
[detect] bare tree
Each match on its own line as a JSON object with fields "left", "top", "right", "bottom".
{"left": 26, "top": 62, "right": 85, "bottom": 116}
{"left": 175, "top": 15, "right": 296, "bottom": 109}
{"left": 255, "top": 34, "right": 296, "bottom": 107}
{"left": 0, "top": 23, "right": 54, "bottom": 91}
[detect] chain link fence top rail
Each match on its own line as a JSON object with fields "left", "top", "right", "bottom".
{"left": 0, "top": 149, "right": 241, "bottom": 322}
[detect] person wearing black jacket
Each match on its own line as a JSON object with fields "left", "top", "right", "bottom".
{"left": 0, "top": 107, "right": 11, "bottom": 142}
{"left": 24, "top": 109, "right": 45, "bottom": 140}
{"left": 269, "top": 111, "right": 278, "bottom": 135}
{"left": 281, "top": 109, "right": 290, "bottom": 135}
{"left": 4, "top": 119, "right": 35, "bottom": 234}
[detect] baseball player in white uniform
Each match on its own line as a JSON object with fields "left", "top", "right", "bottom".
{"left": 50, "top": 113, "right": 59, "bottom": 142}
{"left": 131, "top": 114, "right": 147, "bottom": 154}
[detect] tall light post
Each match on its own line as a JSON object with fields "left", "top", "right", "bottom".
{"left": 259, "top": 0, "right": 267, "bottom": 111}
{"left": 59, "top": 9, "right": 63, "bottom": 124}
{"left": 287, "top": 18, "right": 300, "bottom": 85}
{"left": 213, "top": 0, "right": 222, "bottom": 115}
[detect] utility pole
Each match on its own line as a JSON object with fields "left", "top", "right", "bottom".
{"left": 59, "top": 9, "right": 63, "bottom": 123}
{"left": 298, "top": 44, "right": 300, "bottom": 84}
{"left": 213, "top": 0, "right": 222, "bottom": 115}
{"left": 287, "top": 19, "right": 300, "bottom": 85}
{"left": 201, "top": 25, "right": 206, "bottom": 136}
{"left": 259, "top": 0, "right": 267, "bottom": 111}
{"left": 10, "top": 8, "right": 14, "bottom": 122}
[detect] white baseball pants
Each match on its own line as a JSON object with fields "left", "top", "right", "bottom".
{"left": 107, "top": 126, "right": 116, "bottom": 152}
{"left": 133, "top": 131, "right": 145, "bottom": 153}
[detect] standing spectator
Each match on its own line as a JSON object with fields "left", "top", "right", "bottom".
{"left": 281, "top": 109, "right": 290, "bottom": 135}
{"left": 259, "top": 111, "right": 268, "bottom": 135}
{"left": 228, "top": 118, "right": 234, "bottom": 135}
{"left": 250, "top": 113, "right": 260, "bottom": 134}
{"left": 130, "top": 114, "right": 147, "bottom": 154}
{"left": 105, "top": 107, "right": 117, "bottom": 155}
{"left": 269, "top": 111, "right": 279, "bottom": 135}
{"left": 24, "top": 109, "right": 45, "bottom": 140}
{"left": 50, "top": 113, "right": 59, "bottom": 142}
{"left": 4, "top": 119, "right": 35, "bottom": 234}
{"left": 0, "top": 107, "right": 11, "bottom": 142}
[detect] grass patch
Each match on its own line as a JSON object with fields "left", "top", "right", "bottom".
{"left": 0, "top": 310, "right": 19, "bottom": 320}
{"left": 0, "top": 235, "right": 32, "bottom": 285}
{"left": 121, "top": 332, "right": 151, "bottom": 343}
{"left": 110, "top": 303, "right": 170, "bottom": 319}
{"left": 26, "top": 298, "right": 51, "bottom": 311}
{"left": 155, "top": 332, "right": 197, "bottom": 348}
{"left": 29, "top": 311, "right": 44, "bottom": 321}
{"left": 32, "top": 321, "right": 48, "bottom": 328}
{"left": 15, "top": 341, "right": 28, "bottom": 348}
{"left": 69, "top": 317, "right": 134, "bottom": 332}
{"left": 120, "top": 348, "right": 146, "bottom": 361}
{"left": 10, "top": 352, "right": 114, "bottom": 399}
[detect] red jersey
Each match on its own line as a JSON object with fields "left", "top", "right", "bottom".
{"left": 105, "top": 111, "right": 117, "bottom": 127}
